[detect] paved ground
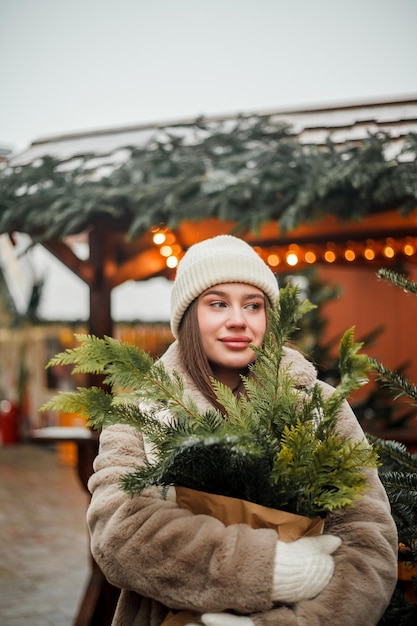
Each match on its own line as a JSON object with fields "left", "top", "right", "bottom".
{"left": 0, "top": 443, "right": 90, "bottom": 626}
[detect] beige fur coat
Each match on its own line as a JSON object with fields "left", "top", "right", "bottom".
{"left": 87, "top": 342, "right": 398, "bottom": 626}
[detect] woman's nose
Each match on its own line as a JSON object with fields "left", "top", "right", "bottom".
{"left": 226, "top": 306, "right": 247, "bottom": 327}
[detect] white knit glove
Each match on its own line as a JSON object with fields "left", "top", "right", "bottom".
{"left": 187, "top": 615, "right": 254, "bottom": 626}
{"left": 272, "top": 534, "right": 341, "bottom": 604}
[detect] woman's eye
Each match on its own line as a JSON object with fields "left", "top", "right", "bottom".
{"left": 210, "top": 300, "right": 227, "bottom": 308}
{"left": 245, "top": 302, "right": 262, "bottom": 311}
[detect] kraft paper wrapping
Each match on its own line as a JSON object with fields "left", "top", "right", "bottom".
{"left": 161, "top": 487, "right": 324, "bottom": 625}
{"left": 175, "top": 486, "right": 324, "bottom": 541}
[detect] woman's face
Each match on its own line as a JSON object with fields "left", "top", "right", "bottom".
{"left": 197, "top": 282, "right": 267, "bottom": 387}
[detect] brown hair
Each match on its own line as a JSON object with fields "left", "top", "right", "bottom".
{"left": 178, "top": 295, "right": 270, "bottom": 413}
{"left": 178, "top": 299, "right": 225, "bottom": 411}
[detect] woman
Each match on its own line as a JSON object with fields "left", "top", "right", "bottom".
{"left": 87, "top": 235, "right": 398, "bottom": 626}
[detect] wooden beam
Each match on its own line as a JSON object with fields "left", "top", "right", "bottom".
{"left": 176, "top": 209, "right": 417, "bottom": 249}
{"left": 42, "top": 240, "right": 94, "bottom": 285}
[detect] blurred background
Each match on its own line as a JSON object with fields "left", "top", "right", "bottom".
{"left": 1, "top": 1, "right": 417, "bottom": 625}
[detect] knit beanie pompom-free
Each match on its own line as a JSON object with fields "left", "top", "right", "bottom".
{"left": 170, "top": 235, "right": 279, "bottom": 338}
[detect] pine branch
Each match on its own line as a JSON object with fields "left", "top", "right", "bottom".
{"left": 45, "top": 333, "right": 207, "bottom": 424}
{"left": 41, "top": 386, "right": 113, "bottom": 428}
{"left": 365, "top": 436, "right": 417, "bottom": 555}
{"left": 370, "top": 360, "right": 417, "bottom": 405}
{"left": 382, "top": 471, "right": 417, "bottom": 504}
{"left": 367, "top": 436, "right": 417, "bottom": 473}
{"left": 379, "top": 470, "right": 417, "bottom": 546}
{"left": 42, "top": 282, "right": 378, "bottom": 518}
{"left": 377, "top": 269, "right": 417, "bottom": 296}
{"left": 338, "top": 327, "right": 371, "bottom": 396}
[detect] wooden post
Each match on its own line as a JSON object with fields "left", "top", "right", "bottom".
{"left": 88, "top": 223, "right": 113, "bottom": 339}
{"left": 74, "top": 223, "right": 120, "bottom": 625}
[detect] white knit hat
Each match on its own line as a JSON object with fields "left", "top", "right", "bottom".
{"left": 170, "top": 235, "right": 279, "bottom": 338}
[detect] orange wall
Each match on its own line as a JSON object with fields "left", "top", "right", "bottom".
{"left": 318, "top": 264, "right": 417, "bottom": 393}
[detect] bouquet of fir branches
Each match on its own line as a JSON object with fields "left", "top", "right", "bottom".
{"left": 42, "top": 284, "right": 378, "bottom": 522}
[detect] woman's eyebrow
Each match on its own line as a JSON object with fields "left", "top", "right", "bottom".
{"left": 201, "top": 289, "right": 264, "bottom": 299}
{"left": 242, "top": 293, "right": 265, "bottom": 300}
{"left": 201, "top": 289, "right": 226, "bottom": 297}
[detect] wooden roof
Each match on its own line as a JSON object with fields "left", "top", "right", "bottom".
{"left": 10, "top": 94, "right": 417, "bottom": 166}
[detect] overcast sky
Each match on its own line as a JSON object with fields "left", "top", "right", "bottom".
{"left": 1, "top": 0, "right": 416, "bottom": 153}
{"left": 0, "top": 0, "right": 416, "bottom": 321}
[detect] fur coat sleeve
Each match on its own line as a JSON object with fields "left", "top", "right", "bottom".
{"left": 86, "top": 342, "right": 398, "bottom": 626}
{"left": 87, "top": 422, "right": 278, "bottom": 615}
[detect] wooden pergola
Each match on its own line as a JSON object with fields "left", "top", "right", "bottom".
{"left": 1, "top": 96, "right": 414, "bottom": 337}
{"left": 2, "top": 95, "right": 417, "bottom": 625}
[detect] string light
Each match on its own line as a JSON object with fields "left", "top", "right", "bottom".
{"left": 271, "top": 236, "right": 416, "bottom": 267}
{"left": 304, "top": 251, "right": 316, "bottom": 264}
{"left": 267, "top": 253, "right": 280, "bottom": 267}
{"left": 153, "top": 232, "right": 166, "bottom": 245}
{"left": 151, "top": 225, "right": 183, "bottom": 268}
{"left": 286, "top": 252, "right": 299, "bottom": 266}
{"left": 383, "top": 245, "right": 395, "bottom": 258}
{"left": 403, "top": 242, "right": 415, "bottom": 256}
{"left": 363, "top": 247, "right": 375, "bottom": 260}
{"left": 160, "top": 245, "right": 173, "bottom": 257}
{"left": 324, "top": 250, "right": 336, "bottom": 263}
{"left": 151, "top": 228, "right": 417, "bottom": 272}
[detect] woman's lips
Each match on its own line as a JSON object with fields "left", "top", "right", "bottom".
{"left": 219, "top": 336, "right": 251, "bottom": 349}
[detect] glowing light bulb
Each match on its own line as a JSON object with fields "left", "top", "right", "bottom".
{"left": 153, "top": 232, "right": 166, "bottom": 245}
{"left": 344, "top": 249, "right": 356, "bottom": 262}
{"left": 267, "top": 253, "right": 280, "bottom": 267}
{"left": 304, "top": 251, "right": 316, "bottom": 264}
{"left": 160, "top": 245, "right": 173, "bottom": 257}
{"left": 324, "top": 250, "right": 336, "bottom": 263}
{"left": 364, "top": 248, "right": 375, "bottom": 261}
{"left": 166, "top": 256, "right": 178, "bottom": 268}
{"left": 286, "top": 252, "right": 299, "bottom": 266}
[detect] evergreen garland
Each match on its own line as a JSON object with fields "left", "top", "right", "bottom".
{"left": 42, "top": 283, "right": 377, "bottom": 519}
{"left": 1, "top": 119, "right": 416, "bottom": 241}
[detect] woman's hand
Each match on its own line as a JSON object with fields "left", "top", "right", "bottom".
{"left": 272, "top": 534, "right": 342, "bottom": 603}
